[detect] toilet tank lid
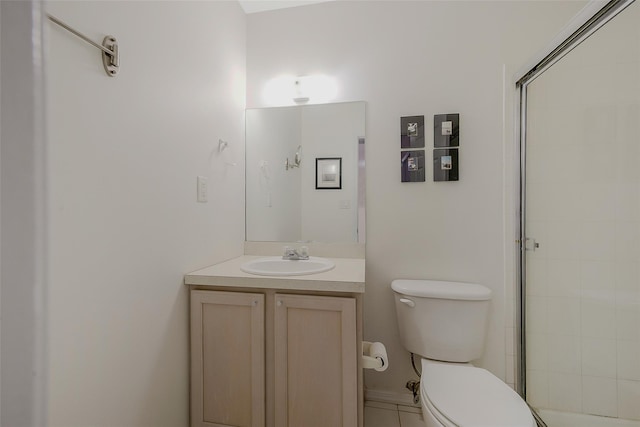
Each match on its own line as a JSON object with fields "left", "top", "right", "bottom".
{"left": 391, "top": 279, "right": 492, "bottom": 301}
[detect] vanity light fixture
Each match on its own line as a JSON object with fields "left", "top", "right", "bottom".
{"left": 263, "top": 74, "right": 338, "bottom": 106}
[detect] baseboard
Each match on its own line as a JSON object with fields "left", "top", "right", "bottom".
{"left": 364, "top": 389, "right": 420, "bottom": 407}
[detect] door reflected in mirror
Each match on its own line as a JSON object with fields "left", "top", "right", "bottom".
{"left": 246, "top": 101, "right": 365, "bottom": 243}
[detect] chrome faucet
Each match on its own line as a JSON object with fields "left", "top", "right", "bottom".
{"left": 282, "top": 246, "right": 309, "bottom": 260}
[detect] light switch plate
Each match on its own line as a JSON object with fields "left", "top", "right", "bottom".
{"left": 197, "top": 176, "right": 208, "bottom": 203}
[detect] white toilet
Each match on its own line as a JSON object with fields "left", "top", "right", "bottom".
{"left": 392, "top": 279, "right": 535, "bottom": 427}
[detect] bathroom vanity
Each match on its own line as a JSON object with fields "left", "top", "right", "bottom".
{"left": 185, "top": 255, "right": 365, "bottom": 427}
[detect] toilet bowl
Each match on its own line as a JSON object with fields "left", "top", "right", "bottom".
{"left": 420, "top": 360, "right": 535, "bottom": 427}
{"left": 392, "top": 279, "right": 535, "bottom": 427}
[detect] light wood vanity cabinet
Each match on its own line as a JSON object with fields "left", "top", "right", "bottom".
{"left": 191, "top": 289, "right": 359, "bottom": 427}
{"left": 190, "top": 290, "right": 265, "bottom": 427}
{"left": 274, "top": 294, "right": 357, "bottom": 427}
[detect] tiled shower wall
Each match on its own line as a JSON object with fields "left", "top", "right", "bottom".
{"left": 523, "top": 2, "right": 640, "bottom": 420}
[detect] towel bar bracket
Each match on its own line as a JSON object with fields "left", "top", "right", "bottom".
{"left": 101, "top": 36, "right": 119, "bottom": 77}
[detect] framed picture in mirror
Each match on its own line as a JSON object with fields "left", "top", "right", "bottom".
{"left": 316, "top": 157, "right": 342, "bottom": 189}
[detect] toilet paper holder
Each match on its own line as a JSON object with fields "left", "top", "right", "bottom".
{"left": 362, "top": 341, "right": 388, "bottom": 371}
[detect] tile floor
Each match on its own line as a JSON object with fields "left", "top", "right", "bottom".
{"left": 364, "top": 401, "right": 424, "bottom": 427}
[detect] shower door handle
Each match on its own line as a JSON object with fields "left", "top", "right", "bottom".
{"left": 524, "top": 238, "right": 539, "bottom": 251}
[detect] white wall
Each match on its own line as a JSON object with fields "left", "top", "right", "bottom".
{"left": 1, "top": 1, "right": 48, "bottom": 425}
{"left": 246, "top": 0, "right": 586, "bottom": 399}
{"left": 45, "top": 2, "right": 246, "bottom": 426}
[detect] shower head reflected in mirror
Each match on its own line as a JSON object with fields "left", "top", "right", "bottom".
{"left": 285, "top": 145, "right": 302, "bottom": 170}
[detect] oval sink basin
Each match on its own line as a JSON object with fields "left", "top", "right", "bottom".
{"left": 240, "top": 257, "right": 335, "bottom": 277}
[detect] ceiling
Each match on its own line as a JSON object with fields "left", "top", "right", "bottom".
{"left": 238, "top": 0, "right": 335, "bottom": 14}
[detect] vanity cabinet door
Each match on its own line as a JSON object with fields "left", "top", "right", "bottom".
{"left": 274, "top": 294, "right": 357, "bottom": 427}
{"left": 191, "top": 290, "right": 265, "bottom": 427}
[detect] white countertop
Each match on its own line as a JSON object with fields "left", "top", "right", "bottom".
{"left": 185, "top": 255, "right": 365, "bottom": 293}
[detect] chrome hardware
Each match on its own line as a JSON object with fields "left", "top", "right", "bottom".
{"left": 294, "top": 146, "right": 302, "bottom": 165}
{"left": 406, "top": 380, "right": 420, "bottom": 404}
{"left": 525, "top": 238, "right": 540, "bottom": 251}
{"left": 516, "top": 238, "right": 540, "bottom": 251}
{"left": 282, "top": 246, "right": 310, "bottom": 260}
{"left": 285, "top": 145, "right": 302, "bottom": 170}
{"left": 399, "top": 298, "right": 415, "bottom": 308}
{"left": 101, "top": 36, "right": 119, "bottom": 76}
{"left": 47, "top": 14, "right": 120, "bottom": 77}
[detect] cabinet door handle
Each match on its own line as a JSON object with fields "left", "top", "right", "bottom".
{"left": 399, "top": 298, "right": 415, "bottom": 308}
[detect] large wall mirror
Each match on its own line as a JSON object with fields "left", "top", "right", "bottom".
{"left": 246, "top": 101, "right": 365, "bottom": 243}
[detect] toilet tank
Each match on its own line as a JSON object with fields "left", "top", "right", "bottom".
{"left": 392, "top": 279, "right": 492, "bottom": 363}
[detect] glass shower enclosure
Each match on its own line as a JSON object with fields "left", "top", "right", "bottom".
{"left": 518, "top": 0, "right": 640, "bottom": 425}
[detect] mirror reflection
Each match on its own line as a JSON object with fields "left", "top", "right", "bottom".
{"left": 246, "top": 101, "right": 365, "bottom": 243}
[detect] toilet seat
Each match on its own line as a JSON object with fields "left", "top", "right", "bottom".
{"left": 420, "top": 360, "right": 535, "bottom": 427}
{"left": 422, "top": 391, "right": 457, "bottom": 427}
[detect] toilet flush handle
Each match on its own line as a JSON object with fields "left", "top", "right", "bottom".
{"left": 399, "top": 298, "right": 415, "bottom": 308}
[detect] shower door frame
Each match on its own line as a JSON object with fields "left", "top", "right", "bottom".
{"left": 515, "top": 0, "right": 636, "bottom": 400}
